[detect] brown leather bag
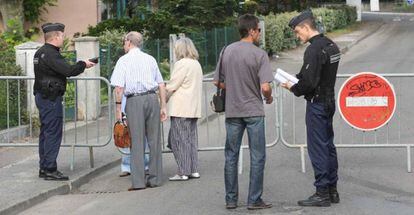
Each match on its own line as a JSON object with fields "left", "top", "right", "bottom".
{"left": 113, "top": 121, "right": 131, "bottom": 148}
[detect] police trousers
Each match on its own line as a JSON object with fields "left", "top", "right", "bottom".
{"left": 306, "top": 101, "right": 338, "bottom": 190}
{"left": 35, "top": 93, "right": 63, "bottom": 171}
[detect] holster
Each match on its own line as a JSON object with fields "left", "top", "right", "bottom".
{"left": 40, "top": 80, "right": 65, "bottom": 101}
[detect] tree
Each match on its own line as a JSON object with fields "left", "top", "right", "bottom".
{"left": 23, "top": 0, "right": 56, "bottom": 23}
{"left": 151, "top": 0, "right": 159, "bottom": 11}
{"left": 0, "top": 0, "right": 55, "bottom": 31}
{"left": 0, "top": 0, "right": 24, "bottom": 30}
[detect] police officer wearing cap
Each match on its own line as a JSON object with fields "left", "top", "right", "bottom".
{"left": 34, "top": 23, "right": 95, "bottom": 180}
{"left": 281, "top": 10, "right": 341, "bottom": 207}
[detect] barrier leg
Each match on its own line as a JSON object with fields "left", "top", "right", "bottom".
{"left": 301, "top": 146, "right": 306, "bottom": 173}
{"left": 70, "top": 144, "right": 75, "bottom": 171}
{"left": 89, "top": 146, "right": 94, "bottom": 168}
{"left": 407, "top": 146, "right": 411, "bottom": 173}
{"left": 238, "top": 146, "right": 243, "bottom": 175}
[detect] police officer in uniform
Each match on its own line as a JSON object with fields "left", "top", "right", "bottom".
{"left": 34, "top": 23, "right": 95, "bottom": 180}
{"left": 281, "top": 10, "right": 341, "bottom": 207}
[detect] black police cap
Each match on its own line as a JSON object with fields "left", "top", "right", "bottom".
{"left": 288, "top": 10, "right": 314, "bottom": 29}
{"left": 41, "top": 23, "right": 65, "bottom": 33}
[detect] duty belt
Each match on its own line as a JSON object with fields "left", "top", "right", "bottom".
{"left": 310, "top": 96, "right": 334, "bottom": 103}
{"left": 126, "top": 90, "right": 156, "bottom": 98}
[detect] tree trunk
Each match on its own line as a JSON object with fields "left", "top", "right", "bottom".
{"left": 150, "top": 0, "right": 158, "bottom": 12}
{"left": 0, "top": 0, "right": 24, "bottom": 30}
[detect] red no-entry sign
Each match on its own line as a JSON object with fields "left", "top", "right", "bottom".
{"left": 338, "top": 72, "right": 396, "bottom": 131}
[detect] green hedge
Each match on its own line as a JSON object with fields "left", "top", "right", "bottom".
{"left": 265, "top": 5, "right": 357, "bottom": 53}
{"left": 0, "top": 37, "right": 26, "bottom": 129}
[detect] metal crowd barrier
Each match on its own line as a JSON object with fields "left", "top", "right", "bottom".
{"left": 279, "top": 73, "right": 414, "bottom": 173}
{"left": 0, "top": 76, "right": 113, "bottom": 170}
{"left": 3, "top": 74, "right": 412, "bottom": 174}
{"left": 0, "top": 76, "right": 279, "bottom": 173}
{"left": 159, "top": 78, "right": 280, "bottom": 173}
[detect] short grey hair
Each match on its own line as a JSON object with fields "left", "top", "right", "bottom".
{"left": 174, "top": 37, "right": 199, "bottom": 60}
{"left": 124, "top": 31, "right": 143, "bottom": 48}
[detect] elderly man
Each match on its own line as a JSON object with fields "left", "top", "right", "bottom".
{"left": 110, "top": 31, "right": 167, "bottom": 191}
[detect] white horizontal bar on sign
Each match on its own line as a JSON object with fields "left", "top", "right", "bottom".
{"left": 346, "top": 97, "right": 388, "bottom": 107}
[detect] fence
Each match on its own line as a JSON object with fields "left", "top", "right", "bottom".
{"left": 159, "top": 78, "right": 280, "bottom": 151}
{"left": 279, "top": 73, "right": 414, "bottom": 173}
{"left": 0, "top": 76, "right": 113, "bottom": 170}
{"left": 99, "top": 26, "right": 240, "bottom": 80}
{"left": 1, "top": 74, "right": 413, "bottom": 173}
{"left": 0, "top": 76, "right": 279, "bottom": 173}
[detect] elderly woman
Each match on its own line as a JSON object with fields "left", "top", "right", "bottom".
{"left": 167, "top": 38, "right": 203, "bottom": 181}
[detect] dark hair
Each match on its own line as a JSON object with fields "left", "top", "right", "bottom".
{"left": 297, "top": 18, "right": 317, "bottom": 31}
{"left": 238, "top": 14, "right": 259, "bottom": 38}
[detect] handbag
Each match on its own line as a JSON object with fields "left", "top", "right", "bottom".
{"left": 211, "top": 88, "right": 225, "bottom": 112}
{"left": 113, "top": 120, "right": 131, "bottom": 148}
{"left": 210, "top": 46, "right": 227, "bottom": 113}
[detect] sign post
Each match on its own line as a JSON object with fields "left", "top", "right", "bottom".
{"left": 338, "top": 72, "right": 396, "bottom": 131}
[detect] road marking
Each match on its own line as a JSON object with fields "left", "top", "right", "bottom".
{"left": 410, "top": 17, "right": 414, "bottom": 21}
{"left": 393, "top": 17, "right": 402, "bottom": 22}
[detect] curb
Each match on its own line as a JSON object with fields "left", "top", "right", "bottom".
{"left": 0, "top": 158, "right": 120, "bottom": 215}
{"left": 363, "top": 11, "right": 414, "bottom": 16}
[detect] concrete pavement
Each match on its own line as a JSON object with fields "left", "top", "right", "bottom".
{"left": 0, "top": 17, "right": 391, "bottom": 215}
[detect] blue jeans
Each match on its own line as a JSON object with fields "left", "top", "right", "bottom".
{"left": 224, "top": 117, "right": 266, "bottom": 205}
{"left": 120, "top": 141, "right": 149, "bottom": 173}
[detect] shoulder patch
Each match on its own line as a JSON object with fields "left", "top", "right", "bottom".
{"left": 330, "top": 53, "right": 341, "bottom": 64}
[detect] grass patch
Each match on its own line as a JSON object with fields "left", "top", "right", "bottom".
{"left": 326, "top": 22, "right": 364, "bottom": 38}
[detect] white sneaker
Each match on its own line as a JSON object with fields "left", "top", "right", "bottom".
{"left": 189, "top": 172, "right": 200, "bottom": 179}
{"left": 169, "top": 174, "right": 189, "bottom": 181}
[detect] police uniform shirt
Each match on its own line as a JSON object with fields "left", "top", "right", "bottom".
{"left": 33, "top": 43, "right": 86, "bottom": 93}
{"left": 290, "top": 34, "right": 340, "bottom": 101}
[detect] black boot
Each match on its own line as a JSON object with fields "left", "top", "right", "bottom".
{"left": 39, "top": 169, "right": 46, "bottom": 178}
{"left": 329, "top": 187, "right": 340, "bottom": 203}
{"left": 44, "top": 170, "right": 69, "bottom": 181}
{"left": 298, "top": 189, "right": 331, "bottom": 207}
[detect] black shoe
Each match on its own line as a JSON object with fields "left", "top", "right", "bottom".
{"left": 329, "top": 187, "right": 340, "bottom": 203}
{"left": 225, "top": 202, "right": 237, "bottom": 209}
{"left": 44, "top": 170, "right": 69, "bottom": 181}
{"left": 145, "top": 182, "right": 159, "bottom": 188}
{"left": 39, "top": 169, "right": 46, "bottom": 178}
{"left": 298, "top": 192, "right": 331, "bottom": 207}
{"left": 247, "top": 201, "right": 273, "bottom": 210}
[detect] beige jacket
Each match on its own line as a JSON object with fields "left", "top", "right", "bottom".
{"left": 167, "top": 58, "right": 203, "bottom": 118}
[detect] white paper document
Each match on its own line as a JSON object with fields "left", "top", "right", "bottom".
{"left": 274, "top": 68, "right": 298, "bottom": 84}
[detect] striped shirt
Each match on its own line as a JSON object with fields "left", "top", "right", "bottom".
{"left": 110, "top": 48, "right": 164, "bottom": 95}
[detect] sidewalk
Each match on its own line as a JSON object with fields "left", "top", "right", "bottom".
{"left": 0, "top": 20, "right": 385, "bottom": 215}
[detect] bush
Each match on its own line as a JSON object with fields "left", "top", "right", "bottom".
{"left": 97, "top": 29, "right": 126, "bottom": 80}
{"left": 87, "top": 17, "right": 144, "bottom": 37}
{"left": 242, "top": 1, "right": 259, "bottom": 14}
{"left": 264, "top": 5, "right": 357, "bottom": 53}
{"left": 265, "top": 11, "right": 300, "bottom": 53}
{"left": 0, "top": 36, "right": 25, "bottom": 129}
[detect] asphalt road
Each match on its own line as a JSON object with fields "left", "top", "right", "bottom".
{"left": 19, "top": 13, "right": 414, "bottom": 215}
